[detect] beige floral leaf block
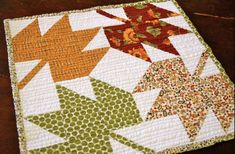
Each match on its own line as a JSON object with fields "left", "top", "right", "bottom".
{"left": 134, "top": 52, "right": 234, "bottom": 141}
{"left": 4, "top": 0, "right": 234, "bottom": 153}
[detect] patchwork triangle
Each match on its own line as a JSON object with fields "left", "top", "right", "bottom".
{"left": 133, "top": 88, "right": 161, "bottom": 121}
{"left": 195, "top": 110, "right": 225, "bottom": 142}
{"left": 83, "top": 28, "right": 110, "bottom": 51}
{"left": 200, "top": 57, "right": 220, "bottom": 78}
{"left": 9, "top": 19, "right": 35, "bottom": 37}
{"left": 142, "top": 43, "right": 178, "bottom": 62}
{"left": 38, "top": 15, "right": 63, "bottom": 35}
{"left": 24, "top": 120, "right": 65, "bottom": 150}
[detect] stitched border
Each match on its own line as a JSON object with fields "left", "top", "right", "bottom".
{"left": 4, "top": 20, "right": 28, "bottom": 153}
{"left": 3, "top": 0, "right": 234, "bottom": 153}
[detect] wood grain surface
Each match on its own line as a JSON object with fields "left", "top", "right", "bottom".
{"left": 0, "top": 0, "right": 234, "bottom": 153}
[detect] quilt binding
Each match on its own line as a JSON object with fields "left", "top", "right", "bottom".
{"left": 3, "top": 0, "right": 234, "bottom": 153}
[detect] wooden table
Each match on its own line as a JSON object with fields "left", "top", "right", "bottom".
{"left": 0, "top": 0, "right": 234, "bottom": 153}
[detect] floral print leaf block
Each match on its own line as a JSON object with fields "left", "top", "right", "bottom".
{"left": 134, "top": 54, "right": 234, "bottom": 141}
{"left": 97, "top": 3, "right": 189, "bottom": 62}
{"left": 4, "top": 0, "right": 234, "bottom": 154}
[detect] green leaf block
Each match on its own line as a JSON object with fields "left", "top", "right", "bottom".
{"left": 27, "top": 78, "right": 146, "bottom": 154}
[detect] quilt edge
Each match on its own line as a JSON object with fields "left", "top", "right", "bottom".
{"left": 3, "top": 0, "right": 234, "bottom": 153}
{"left": 4, "top": 19, "right": 27, "bottom": 154}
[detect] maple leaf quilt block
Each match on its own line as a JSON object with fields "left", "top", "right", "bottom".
{"left": 4, "top": 0, "right": 234, "bottom": 153}
{"left": 134, "top": 55, "right": 234, "bottom": 141}
{"left": 97, "top": 3, "right": 189, "bottom": 62}
{"left": 12, "top": 15, "right": 109, "bottom": 89}
{"left": 27, "top": 78, "right": 149, "bottom": 153}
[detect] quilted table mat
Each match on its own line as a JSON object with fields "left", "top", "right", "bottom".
{"left": 4, "top": 0, "right": 234, "bottom": 153}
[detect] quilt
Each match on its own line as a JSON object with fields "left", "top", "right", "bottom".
{"left": 4, "top": 0, "right": 234, "bottom": 153}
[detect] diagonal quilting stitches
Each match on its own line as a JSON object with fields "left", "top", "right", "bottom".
{"left": 12, "top": 15, "right": 109, "bottom": 89}
{"left": 97, "top": 3, "right": 189, "bottom": 62}
{"left": 134, "top": 51, "right": 234, "bottom": 141}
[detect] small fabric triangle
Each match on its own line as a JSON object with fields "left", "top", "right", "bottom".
{"left": 153, "top": 1, "right": 180, "bottom": 14}
{"left": 38, "top": 15, "right": 63, "bottom": 36}
{"left": 56, "top": 76, "right": 96, "bottom": 100}
{"left": 200, "top": 57, "right": 220, "bottom": 78}
{"left": 83, "top": 28, "right": 110, "bottom": 51}
{"left": 102, "top": 8, "right": 129, "bottom": 20}
{"left": 9, "top": 19, "right": 35, "bottom": 37}
{"left": 24, "top": 120, "right": 65, "bottom": 150}
{"left": 195, "top": 110, "right": 225, "bottom": 142}
{"left": 15, "top": 60, "right": 40, "bottom": 82}
{"left": 133, "top": 88, "right": 161, "bottom": 121}
{"left": 182, "top": 53, "right": 203, "bottom": 75}
{"left": 142, "top": 43, "right": 177, "bottom": 62}
{"left": 160, "top": 16, "right": 192, "bottom": 31}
